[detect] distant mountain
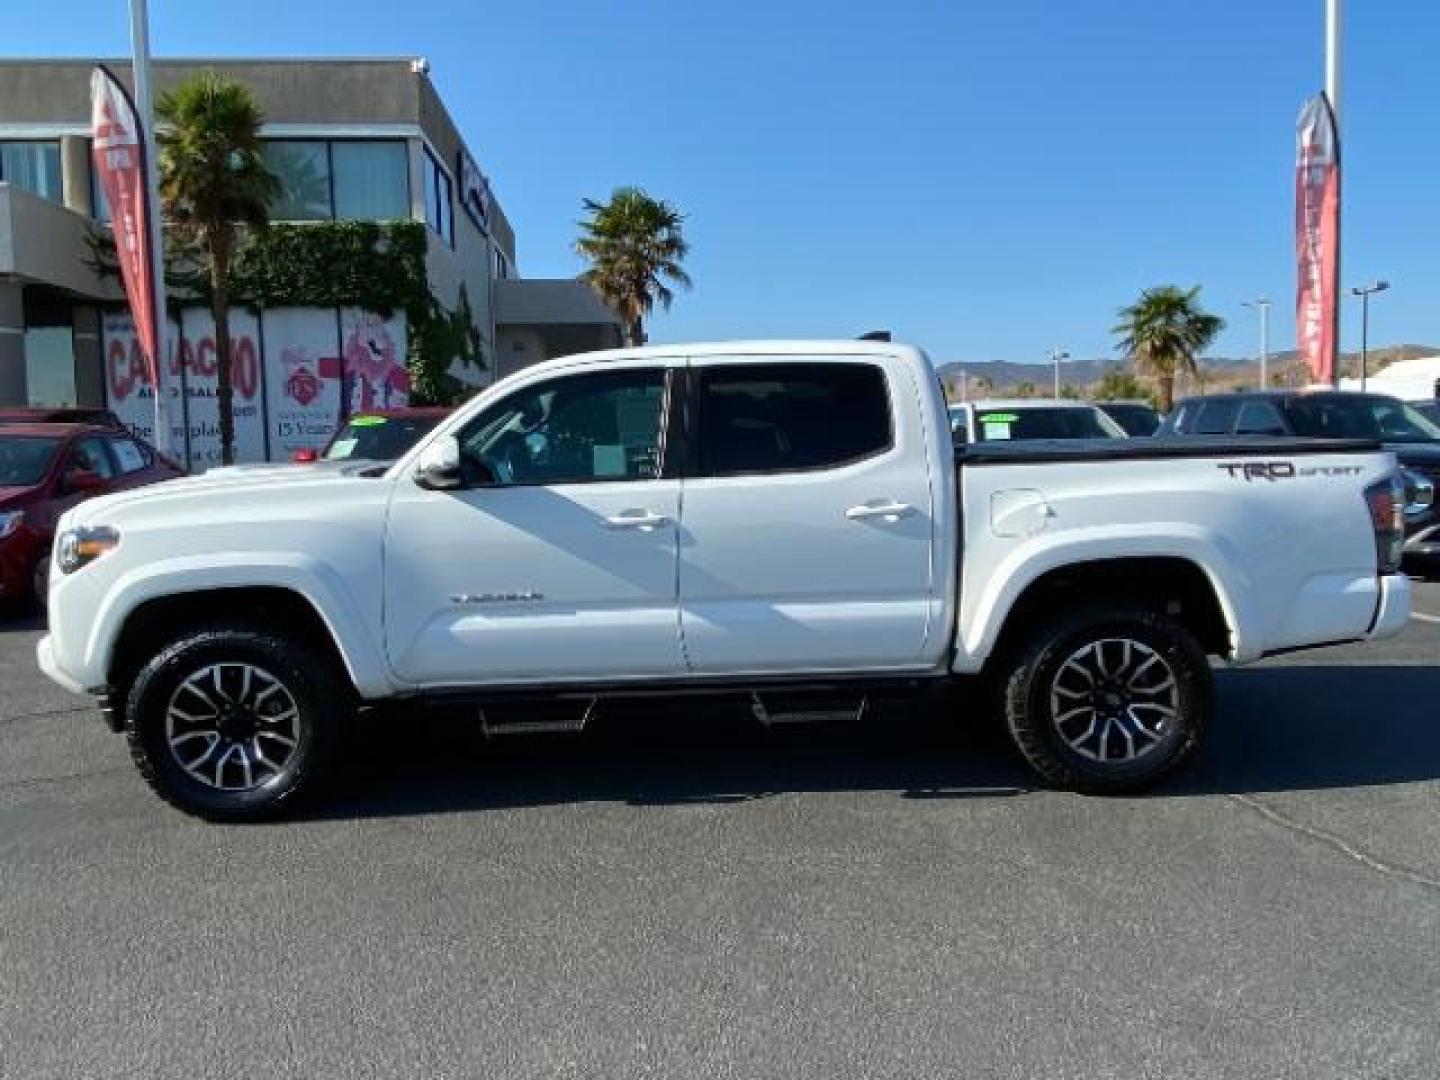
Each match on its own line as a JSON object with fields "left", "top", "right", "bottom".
{"left": 937, "top": 343, "right": 1439, "bottom": 395}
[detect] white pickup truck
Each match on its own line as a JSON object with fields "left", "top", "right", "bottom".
{"left": 38, "top": 341, "right": 1412, "bottom": 819}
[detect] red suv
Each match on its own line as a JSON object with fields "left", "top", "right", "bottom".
{"left": 0, "top": 424, "right": 183, "bottom": 610}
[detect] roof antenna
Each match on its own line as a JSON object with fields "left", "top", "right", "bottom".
{"left": 858, "top": 330, "right": 891, "bottom": 342}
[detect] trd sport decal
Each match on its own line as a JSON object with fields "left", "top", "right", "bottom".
{"left": 1216, "top": 461, "right": 1363, "bottom": 481}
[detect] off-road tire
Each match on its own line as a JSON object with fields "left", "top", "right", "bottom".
{"left": 1001, "top": 606, "right": 1212, "bottom": 793}
{"left": 125, "top": 624, "right": 346, "bottom": 821}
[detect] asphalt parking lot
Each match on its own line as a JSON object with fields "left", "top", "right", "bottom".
{"left": 3, "top": 582, "right": 1439, "bottom": 1079}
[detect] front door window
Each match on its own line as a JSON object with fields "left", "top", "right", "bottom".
{"left": 458, "top": 370, "right": 666, "bottom": 486}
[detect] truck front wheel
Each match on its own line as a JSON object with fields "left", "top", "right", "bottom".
{"left": 1001, "top": 607, "right": 1212, "bottom": 793}
{"left": 124, "top": 625, "right": 345, "bottom": 821}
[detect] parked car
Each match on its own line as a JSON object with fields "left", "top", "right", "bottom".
{"left": 38, "top": 341, "right": 1411, "bottom": 820}
{"left": 1160, "top": 390, "right": 1440, "bottom": 571}
{"left": 0, "top": 424, "right": 181, "bottom": 610}
{"left": 293, "top": 407, "right": 452, "bottom": 464}
{"left": 0, "top": 406, "right": 125, "bottom": 429}
{"left": 1096, "top": 399, "right": 1162, "bottom": 436}
{"left": 949, "top": 399, "right": 1128, "bottom": 443}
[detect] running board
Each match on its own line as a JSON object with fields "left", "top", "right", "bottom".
{"left": 479, "top": 698, "right": 597, "bottom": 737}
{"left": 750, "top": 692, "right": 869, "bottom": 727}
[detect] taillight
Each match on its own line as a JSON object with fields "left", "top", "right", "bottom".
{"left": 1364, "top": 475, "right": 1405, "bottom": 574}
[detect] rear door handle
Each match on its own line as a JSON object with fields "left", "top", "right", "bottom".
{"left": 845, "top": 501, "right": 914, "bottom": 521}
{"left": 604, "top": 510, "right": 670, "bottom": 530}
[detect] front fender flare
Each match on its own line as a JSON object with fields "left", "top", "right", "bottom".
{"left": 86, "top": 553, "right": 400, "bottom": 699}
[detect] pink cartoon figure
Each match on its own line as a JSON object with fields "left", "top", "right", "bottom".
{"left": 341, "top": 313, "right": 409, "bottom": 415}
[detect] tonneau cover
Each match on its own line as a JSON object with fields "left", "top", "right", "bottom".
{"left": 959, "top": 435, "right": 1383, "bottom": 466}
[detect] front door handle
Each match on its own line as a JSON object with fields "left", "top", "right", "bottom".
{"left": 604, "top": 510, "right": 670, "bottom": 530}
{"left": 845, "top": 500, "right": 914, "bottom": 521}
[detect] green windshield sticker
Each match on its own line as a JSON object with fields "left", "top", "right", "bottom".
{"left": 978, "top": 412, "right": 1019, "bottom": 424}
{"left": 349, "top": 415, "right": 387, "bottom": 427}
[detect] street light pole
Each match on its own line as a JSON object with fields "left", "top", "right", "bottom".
{"left": 1050, "top": 348, "right": 1070, "bottom": 398}
{"left": 1242, "top": 297, "right": 1271, "bottom": 388}
{"left": 128, "top": 0, "right": 170, "bottom": 458}
{"left": 1350, "top": 280, "right": 1389, "bottom": 390}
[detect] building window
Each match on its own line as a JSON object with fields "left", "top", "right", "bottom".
{"left": 23, "top": 288, "right": 76, "bottom": 407}
{"left": 422, "top": 148, "right": 453, "bottom": 245}
{"left": 0, "top": 141, "right": 62, "bottom": 202}
{"left": 493, "top": 248, "right": 508, "bottom": 280}
{"left": 331, "top": 141, "right": 408, "bottom": 221}
{"left": 262, "top": 140, "right": 332, "bottom": 221}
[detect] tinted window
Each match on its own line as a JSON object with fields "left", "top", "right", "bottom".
{"left": 1282, "top": 396, "right": 1440, "bottom": 443}
{"left": 422, "top": 149, "right": 453, "bottom": 245}
{"left": 973, "top": 406, "right": 1122, "bottom": 441}
{"left": 70, "top": 437, "right": 115, "bottom": 480}
{"left": 326, "top": 415, "right": 443, "bottom": 462}
{"left": 1193, "top": 400, "right": 1240, "bottom": 435}
{"left": 697, "top": 363, "right": 891, "bottom": 476}
{"left": 110, "top": 437, "right": 152, "bottom": 474}
{"left": 0, "top": 435, "right": 61, "bottom": 486}
{"left": 460, "top": 370, "right": 665, "bottom": 485}
{"left": 1099, "top": 402, "right": 1160, "bottom": 436}
{"left": 1, "top": 141, "right": 61, "bottom": 201}
{"left": 1235, "top": 400, "right": 1288, "bottom": 436}
{"left": 331, "top": 141, "right": 409, "bottom": 220}
{"left": 263, "top": 141, "right": 332, "bottom": 220}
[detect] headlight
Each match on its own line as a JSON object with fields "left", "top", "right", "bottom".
{"left": 56, "top": 526, "right": 120, "bottom": 575}
{"left": 0, "top": 510, "right": 22, "bottom": 540}
{"left": 1402, "top": 468, "right": 1435, "bottom": 517}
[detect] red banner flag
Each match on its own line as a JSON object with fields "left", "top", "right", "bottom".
{"left": 1296, "top": 95, "right": 1340, "bottom": 385}
{"left": 91, "top": 67, "right": 166, "bottom": 435}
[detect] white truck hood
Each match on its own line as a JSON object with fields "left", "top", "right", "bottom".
{"left": 63, "top": 462, "right": 388, "bottom": 530}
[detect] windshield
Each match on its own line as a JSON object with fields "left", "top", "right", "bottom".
{"left": 0, "top": 435, "right": 62, "bottom": 486}
{"left": 325, "top": 415, "right": 442, "bottom": 461}
{"left": 972, "top": 406, "right": 1126, "bottom": 441}
{"left": 1281, "top": 396, "right": 1440, "bottom": 444}
{"left": 1099, "top": 402, "right": 1160, "bottom": 436}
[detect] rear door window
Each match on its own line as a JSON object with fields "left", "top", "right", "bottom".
{"left": 695, "top": 363, "right": 892, "bottom": 476}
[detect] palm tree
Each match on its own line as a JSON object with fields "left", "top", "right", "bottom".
{"left": 576, "top": 187, "right": 691, "bottom": 347}
{"left": 156, "top": 72, "right": 278, "bottom": 464}
{"left": 1112, "top": 285, "right": 1225, "bottom": 413}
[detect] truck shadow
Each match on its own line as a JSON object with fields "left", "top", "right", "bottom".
{"left": 313, "top": 663, "right": 1440, "bottom": 820}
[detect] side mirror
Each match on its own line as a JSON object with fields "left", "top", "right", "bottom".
{"left": 414, "top": 436, "right": 464, "bottom": 491}
{"left": 292, "top": 448, "right": 318, "bottom": 464}
{"left": 65, "top": 468, "right": 105, "bottom": 495}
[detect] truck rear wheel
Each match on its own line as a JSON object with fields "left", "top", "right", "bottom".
{"left": 124, "top": 625, "right": 345, "bottom": 821}
{"left": 1001, "top": 607, "right": 1211, "bottom": 793}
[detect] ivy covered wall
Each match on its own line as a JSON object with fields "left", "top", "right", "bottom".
{"left": 228, "top": 220, "right": 486, "bottom": 405}
{"left": 91, "top": 219, "right": 487, "bottom": 406}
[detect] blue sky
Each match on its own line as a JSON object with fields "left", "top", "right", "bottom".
{"left": 5, "top": 0, "right": 1437, "bottom": 365}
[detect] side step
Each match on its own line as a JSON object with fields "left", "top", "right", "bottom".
{"left": 750, "top": 692, "right": 868, "bottom": 727}
{"left": 479, "top": 698, "right": 597, "bottom": 737}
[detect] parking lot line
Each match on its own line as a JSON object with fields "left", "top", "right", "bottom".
{"left": 1412, "top": 613, "right": 1440, "bottom": 625}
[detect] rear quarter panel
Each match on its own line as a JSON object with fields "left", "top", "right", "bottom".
{"left": 954, "top": 449, "right": 1396, "bottom": 670}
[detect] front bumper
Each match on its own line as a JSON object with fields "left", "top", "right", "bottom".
{"left": 1367, "top": 574, "right": 1412, "bottom": 641}
{"left": 37, "top": 634, "right": 88, "bottom": 696}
